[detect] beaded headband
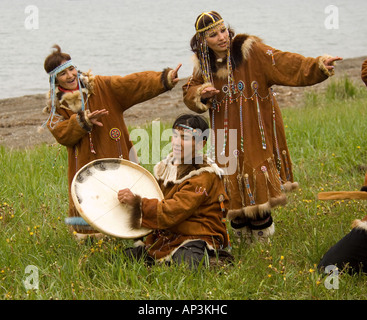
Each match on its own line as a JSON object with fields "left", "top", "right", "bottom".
{"left": 48, "top": 60, "right": 75, "bottom": 77}
{"left": 195, "top": 12, "right": 224, "bottom": 34}
{"left": 175, "top": 124, "right": 209, "bottom": 141}
{"left": 196, "top": 18, "right": 224, "bottom": 34}
{"left": 176, "top": 124, "right": 198, "bottom": 134}
{"left": 42, "top": 59, "right": 85, "bottom": 129}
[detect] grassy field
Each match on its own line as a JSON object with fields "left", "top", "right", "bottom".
{"left": 1, "top": 77, "right": 367, "bottom": 301}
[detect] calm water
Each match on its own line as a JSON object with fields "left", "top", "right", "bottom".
{"left": 0, "top": 0, "right": 366, "bottom": 99}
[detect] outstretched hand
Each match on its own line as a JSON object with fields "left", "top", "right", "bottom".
{"left": 201, "top": 86, "right": 220, "bottom": 100}
{"left": 324, "top": 56, "right": 343, "bottom": 70}
{"left": 87, "top": 109, "right": 109, "bottom": 127}
{"left": 171, "top": 63, "right": 182, "bottom": 84}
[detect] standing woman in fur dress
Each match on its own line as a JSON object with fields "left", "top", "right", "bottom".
{"left": 42, "top": 45, "right": 181, "bottom": 240}
{"left": 182, "top": 11, "right": 342, "bottom": 244}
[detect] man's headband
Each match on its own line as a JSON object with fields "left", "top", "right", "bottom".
{"left": 176, "top": 124, "right": 198, "bottom": 135}
{"left": 175, "top": 124, "right": 208, "bottom": 141}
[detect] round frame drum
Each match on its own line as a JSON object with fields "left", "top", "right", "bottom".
{"left": 71, "top": 158, "right": 163, "bottom": 239}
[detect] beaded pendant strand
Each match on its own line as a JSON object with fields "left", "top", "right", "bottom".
{"left": 238, "top": 80, "right": 245, "bottom": 153}
{"left": 251, "top": 81, "right": 267, "bottom": 150}
{"left": 270, "top": 88, "right": 282, "bottom": 172}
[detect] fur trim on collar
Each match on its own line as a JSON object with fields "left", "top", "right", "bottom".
{"left": 43, "top": 70, "right": 95, "bottom": 114}
{"left": 233, "top": 34, "right": 262, "bottom": 64}
{"left": 153, "top": 153, "right": 224, "bottom": 186}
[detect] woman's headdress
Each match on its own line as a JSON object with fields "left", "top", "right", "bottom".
{"left": 194, "top": 11, "right": 225, "bottom": 84}
{"left": 194, "top": 11, "right": 235, "bottom": 97}
{"left": 43, "top": 60, "right": 86, "bottom": 129}
{"left": 195, "top": 11, "right": 224, "bottom": 34}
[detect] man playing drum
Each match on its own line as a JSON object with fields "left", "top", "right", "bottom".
{"left": 118, "top": 114, "right": 233, "bottom": 268}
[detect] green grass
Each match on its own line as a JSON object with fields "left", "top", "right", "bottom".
{"left": 1, "top": 77, "right": 367, "bottom": 300}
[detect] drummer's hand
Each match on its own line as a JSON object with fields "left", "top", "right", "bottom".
{"left": 171, "top": 63, "right": 182, "bottom": 85}
{"left": 118, "top": 188, "right": 135, "bottom": 206}
{"left": 201, "top": 86, "right": 219, "bottom": 99}
{"left": 87, "top": 109, "right": 109, "bottom": 127}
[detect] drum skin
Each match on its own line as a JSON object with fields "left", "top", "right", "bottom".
{"left": 71, "top": 158, "right": 163, "bottom": 239}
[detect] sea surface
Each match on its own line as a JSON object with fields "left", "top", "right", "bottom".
{"left": 0, "top": 0, "right": 366, "bottom": 99}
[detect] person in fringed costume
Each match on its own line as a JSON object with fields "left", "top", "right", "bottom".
{"left": 41, "top": 45, "right": 181, "bottom": 240}
{"left": 361, "top": 57, "right": 367, "bottom": 191}
{"left": 118, "top": 114, "right": 233, "bottom": 269}
{"left": 318, "top": 59, "right": 367, "bottom": 274}
{"left": 182, "top": 11, "right": 342, "bottom": 243}
{"left": 318, "top": 214, "right": 367, "bottom": 274}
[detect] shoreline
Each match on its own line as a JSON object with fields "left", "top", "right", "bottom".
{"left": 0, "top": 56, "right": 366, "bottom": 150}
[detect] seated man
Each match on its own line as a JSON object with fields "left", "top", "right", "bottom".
{"left": 118, "top": 114, "right": 233, "bottom": 268}
{"left": 318, "top": 216, "right": 367, "bottom": 274}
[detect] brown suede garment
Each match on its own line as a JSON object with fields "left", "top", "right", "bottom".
{"left": 140, "top": 158, "right": 229, "bottom": 260}
{"left": 182, "top": 34, "right": 331, "bottom": 221}
{"left": 45, "top": 70, "right": 171, "bottom": 232}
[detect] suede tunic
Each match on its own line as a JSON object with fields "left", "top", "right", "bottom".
{"left": 182, "top": 34, "right": 334, "bottom": 223}
{"left": 44, "top": 69, "right": 173, "bottom": 232}
{"left": 133, "top": 155, "right": 229, "bottom": 261}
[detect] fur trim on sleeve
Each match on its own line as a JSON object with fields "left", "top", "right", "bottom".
{"left": 77, "top": 110, "right": 93, "bottom": 132}
{"left": 318, "top": 55, "right": 336, "bottom": 77}
{"left": 194, "top": 82, "right": 213, "bottom": 112}
{"left": 161, "top": 68, "right": 175, "bottom": 90}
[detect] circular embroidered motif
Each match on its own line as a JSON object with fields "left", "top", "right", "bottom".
{"left": 222, "top": 84, "right": 229, "bottom": 94}
{"left": 218, "top": 194, "right": 225, "bottom": 202}
{"left": 109, "top": 128, "right": 121, "bottom": 141}
{"left": 237, "top": 80, "right": 245, "bottom": 91}
{"left": 251, "top": 81, "right": 258, "bottom": 91}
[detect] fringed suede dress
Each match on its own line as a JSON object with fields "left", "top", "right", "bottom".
{"left": 183, "top": 34, "right": 335, "bottom": 240}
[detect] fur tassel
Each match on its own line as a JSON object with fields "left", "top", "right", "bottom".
{"left": 126, "top": 194, "right": 143, "bottom": 230}
{"left": 282, "top": 181, "right": 299, "bottom": 192}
